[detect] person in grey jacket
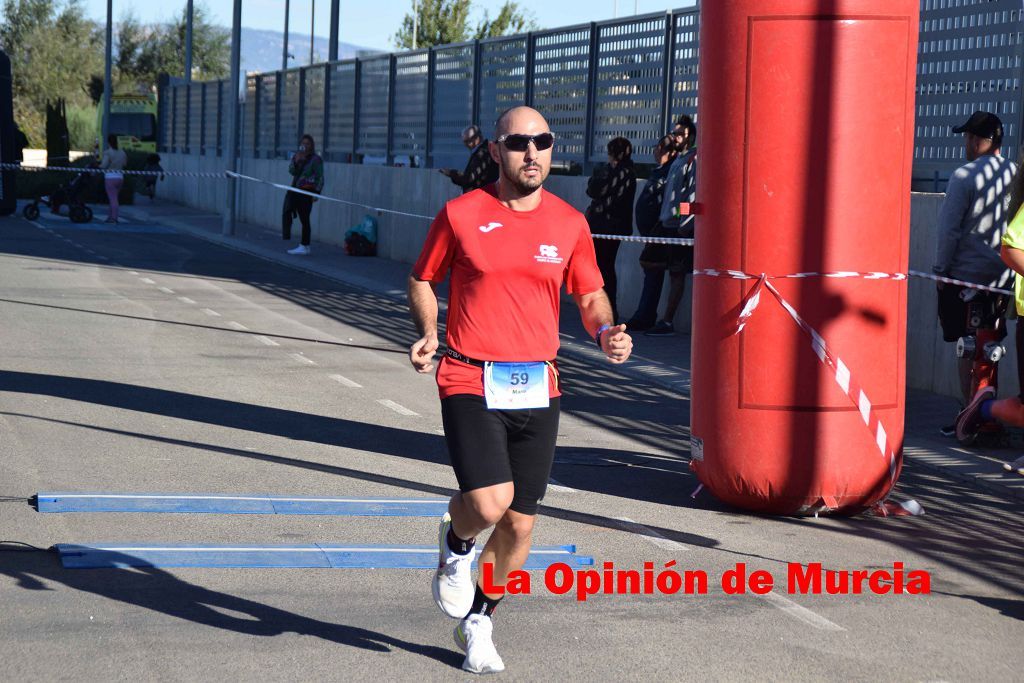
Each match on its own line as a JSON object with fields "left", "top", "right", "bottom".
{"left": 933, "top": 110, "right": 1016, "bottom": 431}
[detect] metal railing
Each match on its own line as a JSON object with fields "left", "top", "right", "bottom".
{"left": 160, "top": 1, "right": 1024, "bottom": 185}
{"left": 160, "top": 7, "right": 700, "bottom": 173}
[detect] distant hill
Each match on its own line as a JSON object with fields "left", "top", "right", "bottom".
{"left": 240, "top": 27, "right": 379, "bottom": 75}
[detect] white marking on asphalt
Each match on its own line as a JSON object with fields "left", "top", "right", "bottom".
{"left": 81, "top": 545, "right": 573, "bottom": 555}
{"left": 201, "top": 308, "right": 221, "bottom": 317}
{"left": 50, "top": 494, "right": 447, "bottom": 503}
{"left": 228, "top": 321, "right": 248, "bottom": 330}
{"left": 434, "top": 428, "right": 446, "bottom": 435}
{"left": 290, "top": 353, "right": 316, "bottom": 365}
{"left": 140, "top": 278, "right": 156, "bottom": 284}
{"left": 129, "top": 271, "right": 138, "bottom": 275}
{"left": 178, "top": 297, "right": 197, "bottom": 305}
{"left": 377, "top": 399, "right": 419, "bottom": 416}
{"left": 756, "top": 591, "right": 845, "bottom": 631}
{"left": 329, "top": 374, "right": 362, "bottom": 388}
{"left": 158, "top": 287, "right": 175, "bottom": 294}
{"left": 615, "top": 517, "right": 688, "bottom": 552}
{"left": 547, "top": 479, "right": 577, "bottom": 493}
{"left": 255, "top": 335, "right": 279, "bottom": 346}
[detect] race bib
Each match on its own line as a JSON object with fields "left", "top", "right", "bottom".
{"left": 483, "top": 362, "right": 550, "bottom": 410}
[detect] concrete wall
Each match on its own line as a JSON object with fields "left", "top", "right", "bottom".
{"left": 158, "top": 153, "right": 1018, "bottom": 401}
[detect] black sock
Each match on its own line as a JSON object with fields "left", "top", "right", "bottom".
{"left": 446, "top": 526, "right": 475, "bottom": 555}
{"left": 467, "top": 583, "right": 502, "bottom": 619}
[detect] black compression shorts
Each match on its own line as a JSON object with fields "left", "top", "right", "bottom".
{"left": 440, "top": 394, "right": 560, "bottom": 516}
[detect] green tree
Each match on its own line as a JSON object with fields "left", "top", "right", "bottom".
{"left": 394, "top": 0, "right": 472, "bottom": 50}
{"left": 475, "top": 2, "right": 538, "bottom": 39}
{"left": 131, "top": 2, "right": 229, "bottom": 85}
{"left": 394, "top": 0, "right": 538, "bottom": 49}
{"left": 1, "top": 0, "right": 103, "bottom": 147}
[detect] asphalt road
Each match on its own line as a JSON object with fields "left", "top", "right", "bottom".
{"left": 0, "top": 211, "right": 1020, "bottom": 681}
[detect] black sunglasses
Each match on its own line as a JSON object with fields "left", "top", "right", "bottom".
{"left": 496, "top": 132, "right": 555, "bottom": 152}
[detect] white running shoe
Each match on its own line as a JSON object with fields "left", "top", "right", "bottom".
{"left": 287, "top": 244, "right": 310, "bottom": 255}
{"left": 454, "top": 614, "right": 505, "bottom": 674}
{"left": 432, "top": 512, "right": 475, "bottom": 618}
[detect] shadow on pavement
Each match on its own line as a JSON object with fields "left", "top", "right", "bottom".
{"left": 0, "top": 549, "right": 463, "bottom": 666}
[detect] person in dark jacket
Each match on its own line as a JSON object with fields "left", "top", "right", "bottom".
{"left": 283, "top": 134, "right": 325, "bottom": 255}
{"left": 439, "top": 124, "right": 499, "bottom": 193}
{"left": 585, "top": 137, "right": 637, "bottom": 322}
{"left": 625, "top": 134, "right": 679, "bottom": 331}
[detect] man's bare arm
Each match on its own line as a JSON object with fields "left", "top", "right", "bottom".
{"left": 408, "top": 274, "right": 441, "bottom": 373}
{"left": 573, "top": 289, "right": 633, "bottom": 364}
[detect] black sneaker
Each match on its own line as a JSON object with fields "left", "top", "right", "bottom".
{"left": 939, "top": 424, "right": 956, "bottom": 438}
{"left": 625, "top": 317, "right": 655, "bottom": 332}
{"left": 644, "top": 321, "right": 676, "bottom": 337}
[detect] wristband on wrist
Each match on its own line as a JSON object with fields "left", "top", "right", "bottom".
{"left": 595, "top": 323, "right": 612, "bottom": 348}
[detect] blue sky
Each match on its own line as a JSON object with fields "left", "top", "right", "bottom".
{"left": 78, "top": 1, "right": 696, "bottom": 52}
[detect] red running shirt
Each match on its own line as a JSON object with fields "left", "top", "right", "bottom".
{"left": 413, "top": 184, "right": 604, "bottom": 398}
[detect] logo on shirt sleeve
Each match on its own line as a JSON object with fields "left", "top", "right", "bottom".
{"left": 534, "top": 244, "right": 563, "bottom": 264}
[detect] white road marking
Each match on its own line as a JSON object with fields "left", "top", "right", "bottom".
{"left": 201, "top": 308, "right": 221, "bottom": 317}
{"left": 756, "top": 591, "right": 845, "bottom": 631}
{"left": 178, "top": 297, "right": 196, "bottom": 305}
{"left": 158, "top": 287, "right": 175, "bottom": 294}
{"left": 329, "top": 374, "right": 362, "bottom": 388}
{"left": 615, "top": 517, "right": 688, "bottom": 552}
{"left": 255, "top": 335, "right": 279, "bottom": 346}
{"left": 290, "top": 353, "right": 316, "bottom": 365}
{"left": 377, "top": 399, "right": 419, "bottom": 416}
{"left": 547, "top": 480, "right": 577, "bottom": 493}
{"left": 140, "top": 277, "right": 156, "bottom": 284}
{"left": 227, "top": 321, "right": 248, "bottom": 331}
{"left": 128, "top": 271, "right": 139, "bottom": 275}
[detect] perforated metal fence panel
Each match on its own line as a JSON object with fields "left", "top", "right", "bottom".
{"left": 479, "top": 37, "right": 527, "bottom": 135}
{"left": 279, "top": 69, "right": 301, "bottom": 156}
{"left": 188, "top": 84, "right": 203, "bottom": 151}
{"left": 244, "top": 75, "right": 258, "bottom": 155}
{"left": 303, "top": 65, "right": 327, "bottom": 151}
{"left": 258, "top": 73, "right": 278, "bottom": 157}
{"left": 592, "top": 15, "right": 669, "bottom": 164}
{"left": 173, "top": 87, "right": 187, "bottom": 153}
{"left": 358, "top": 56, "right": 391, "bottom": 157}
{"left": 914, "top": 0, "right": 1024, "bottom": 190}
{"left": 392, "top": 51, "right": 430, "bottom": 161}
{"left": 432, "top": 44, "right": 475, "bottom": 169}
{"left": 327, "top": 61, "right": 356, "bottom": 158}
{"left": 669, "top": 9, "right": 699, "bottom": 129}
{"left": 202, "top": 82, "right": 218, "bottom": 153}
{"left": 532, "top": 25, "right": 591, "bottom": 167}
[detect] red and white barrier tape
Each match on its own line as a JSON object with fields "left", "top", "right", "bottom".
{"left": 0, "top": 161, "right": 218, "bottom": 178}
{"left": 592, "top": 234, "right": 694, "bottom": 245}
{"left": 699, "top": 269, "right": 900, "bottom": 484}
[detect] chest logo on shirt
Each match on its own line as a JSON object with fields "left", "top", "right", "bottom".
{"left": 478, "top": 221, "right": 503, "bottom": 233}
{"left": 534, "top": 244, "right": 563, "bottom": 264}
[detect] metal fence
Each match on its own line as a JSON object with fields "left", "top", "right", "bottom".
{"left": 160, "top": 7, "right": 699, "bottom": 172}
{"left": 160, "top": 1, "right": 1024, "bottom": 184}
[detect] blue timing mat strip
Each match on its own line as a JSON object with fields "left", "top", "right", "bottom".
{"left": 36, "top": 492, "right": 451, "bottom": 516}
{"left": 55, "top": 543, "right": 593, "bottom": 570}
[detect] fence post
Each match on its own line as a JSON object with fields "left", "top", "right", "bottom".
{"left": 200, "top": 82, "right": 207, "bottom": 153}
{"left": 525, "top": 32, "right": 535, "bottom": 107}
{"left": 322, "top": 64, "right": 333, "bottom": 158}
{"left": 660, "top": 11, "right": 676, "bottom": 136}
{"left": 274, "top": 72, "right": 282, "bottom": 158}
{"left": 471, "top": 39, "right": 482, "bottom": 127}
{"left": 352, "top": 58, "right": 362, "bottom": 162}
{"left": 184, "top": 83, "right": 191, "bottom": 154}
{"left": 426, "top": 49, "right": 436, "bottom": 168}
{"left": 582, "top": 22, "right": 600, "bottom": 173}
{"left": 386, "top": 54, "right": 397, "bottom": 165}
{"left": 298, "top": 67, "right": 307, "bottom": 144}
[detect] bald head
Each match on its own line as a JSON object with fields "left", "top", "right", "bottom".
{"left": 495, "top": 106, "right": 549, "bottom": 139}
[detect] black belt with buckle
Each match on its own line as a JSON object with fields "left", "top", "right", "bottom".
{"left": 445, "top": 347, "right": 484, "bottom": 367}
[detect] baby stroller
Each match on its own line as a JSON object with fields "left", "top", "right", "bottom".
{"left": 22, "top": 164, "right": 98, "bottom": 223}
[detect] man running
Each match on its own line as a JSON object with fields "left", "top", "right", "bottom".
{"left": 408, "top": 106, "right": 632, "bottom": 674}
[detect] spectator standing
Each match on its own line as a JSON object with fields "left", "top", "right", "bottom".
{"left": 439, "top": 125, "right": 499, "bottom": 193}
{"left": 283, "top": 134, "right": 324, "bottom": 256}
{"left": 933, "top": 111, "right": 1016, "bottom": 434}
{"left": 99, "top": 134, "right": 127, "bottom": 224}
{"left": 646, "top": 115, "right": 697, "bottom": 337}
{"left": 625, "top": 133, "right": 679, "bottom": 331}
{"left": 585, "top": 137, "right": 637, "bottom": 323}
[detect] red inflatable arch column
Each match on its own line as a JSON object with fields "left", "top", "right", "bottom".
{"left": 689, "top": 0, "right": 919, "bottom": 515}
